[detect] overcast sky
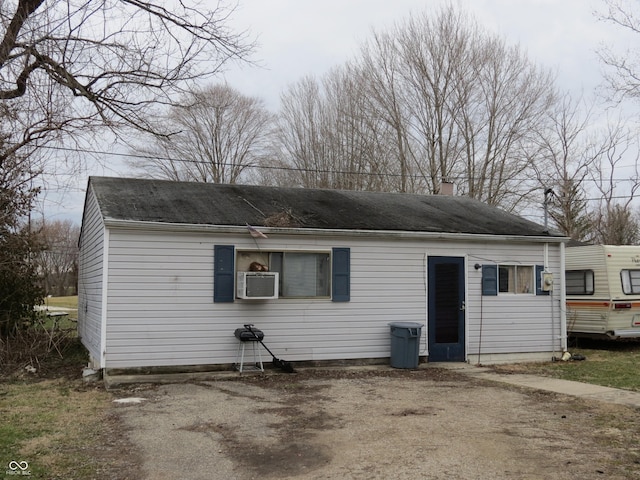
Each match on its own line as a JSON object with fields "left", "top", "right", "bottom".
{"left": 222, "top": 0, "right": 613, "bottom": 105}
{"left": 46, "top": 0, "right": 627, "bottom": 224}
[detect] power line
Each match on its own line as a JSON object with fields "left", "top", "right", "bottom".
{"left": 37, "top": 144, "right": 640, "bottom": 185}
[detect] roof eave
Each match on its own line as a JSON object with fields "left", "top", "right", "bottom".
{"left": 102, "top": 218, "right": 569, "bottom": 244}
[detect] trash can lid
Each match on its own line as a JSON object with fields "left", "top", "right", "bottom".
{"left": 388, "top": 322, "right": 423, "bottom": 328}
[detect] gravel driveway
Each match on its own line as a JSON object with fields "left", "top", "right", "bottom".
{"left": 112, "top": 367, "right": 640, "bottom": 480}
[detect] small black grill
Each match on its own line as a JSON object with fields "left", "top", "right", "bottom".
{"left": 234, "top": 326, "right": 264, "bottom": 342}
{"left": 233, "top": 324, "right": 295, "bottom": 373}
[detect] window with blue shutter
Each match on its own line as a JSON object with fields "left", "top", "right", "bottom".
{"left": 332, "top": 247, "right": 350, "bottom": 302}
{"left": 219, "top": 246, "right": 349, "bottom": 301}
{"left": 481, "top": 264, "right": 498, "bottom": 296}
{"left": 214, "top": 245, "right": 235, "bottom": 302}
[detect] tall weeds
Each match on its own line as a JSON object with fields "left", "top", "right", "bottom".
{"left": 0, "top": 319, "right": 77, "bottom": 377}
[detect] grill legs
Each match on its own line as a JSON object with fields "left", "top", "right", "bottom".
{"left": 234, "top": 340, "right": 264, "bottom": 373}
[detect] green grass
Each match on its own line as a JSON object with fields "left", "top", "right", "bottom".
{"left": 0, "top": 337, "right": 110, "bottom": 479}
{"left": 40, "top": 295, "right": 78, "bottom": 325}
{"left": 0, "top": 379, "right": 111, "bottom": 479}
{"left": 497, "top": 338, "right": 640, "bottom": 392}
{"left": 42, "top": 296, "right": 78, "bottom": 310}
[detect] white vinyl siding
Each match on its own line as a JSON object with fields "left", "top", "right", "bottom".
{"left": 103, "top": 232, "right": 425, "bottom": 367}
{"left": 443, "top": 242, "right": 561, "bottom": 357}
{"left": 77, "top": 189, "right": 106, "bottom": 365}
{"left": 97, "top": 227, "right": 564, "bottom": 369}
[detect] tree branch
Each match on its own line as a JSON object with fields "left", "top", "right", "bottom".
{"left": 0, "top": 0, "right": 44, "bottom": 67}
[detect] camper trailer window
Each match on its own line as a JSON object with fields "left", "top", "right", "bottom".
{"left": 566, "top": 270, "right": 594, "bottom": 295}
{"left": 621, "top": 269, "right": 640, "bottom": 294}
{"left": 498, "top": 265, "right": 533, "bottom": 294}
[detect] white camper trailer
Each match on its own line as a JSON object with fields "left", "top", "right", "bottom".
{"left": 566, "top": 245, "right": 640, "bottom": 339}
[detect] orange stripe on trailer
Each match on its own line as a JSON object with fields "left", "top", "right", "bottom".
{"left": 566, "top": 301, "right": 610, "bottom": 308}
{"left": 567, "top": 300, "right": 640, "bottom": 308}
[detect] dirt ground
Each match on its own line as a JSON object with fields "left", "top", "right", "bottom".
{"left": 107, "top": 367, "right": 640, "bottom": 480}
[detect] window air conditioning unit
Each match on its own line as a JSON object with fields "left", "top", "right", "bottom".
{"left": 236, "top": 272, "right": 279, "bottom": 299}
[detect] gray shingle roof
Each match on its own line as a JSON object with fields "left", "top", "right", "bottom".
{"left": 88, "top": 176, "right": 562, "bottom": 237}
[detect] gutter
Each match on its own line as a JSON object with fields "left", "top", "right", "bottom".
{"left": 102, "top": 218, "right": 569, "bottom": 244}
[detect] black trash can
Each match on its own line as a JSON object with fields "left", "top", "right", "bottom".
{"left": 388, "top": 322, "right": 423, "bottom": 369}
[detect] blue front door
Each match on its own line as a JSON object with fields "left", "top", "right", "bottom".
{"left": 428, "top": 256, "right": 466, "bottom": 362}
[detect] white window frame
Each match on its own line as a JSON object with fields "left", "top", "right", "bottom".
{"left": 498, "top": 264, "right": 534, "bottom": 295}
{"left": 621, "top": 269, "right": 640, "bottom": 295}
{"left": 566, "top": 269, "right": 595, "bottom": 295}
{"left": 236, "top": 249, "right": 332, "bottom": 299}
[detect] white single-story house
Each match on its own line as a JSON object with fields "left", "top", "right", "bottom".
{"left": 78, "top": 176, "right": 569, "bottom": 375}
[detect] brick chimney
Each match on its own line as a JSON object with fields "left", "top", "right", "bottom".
{"left": 440, "top": 180, "right": 454, "bottom": 195}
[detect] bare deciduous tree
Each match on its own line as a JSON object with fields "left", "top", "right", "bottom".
{"left": 129, "top": 84, "right": 272, "bottom": 184}
{"left": 597, "top": 0, "right": 640, "bottom": 103}
{"left": 592, "top": 204, "right": 640, "bottom": 244}
{"left": 358, "top": 31, "right": 420, "bottom": 193}
{"left": 273, "top": 76, "right": 326, "bottom": 188}
{"left": 589, "top": 120, "right": 640, "bottom": 244}
{"left": 274, "top": 5, "right": 557, "bottom": 209}
{"left": 381, "top": 7, "right": 555, "bottom": 208}
{"left": 322, "top": 65, "right": 398, "bottom": 191}
{"left": 392, "top": 7, "right": 477, "bottom": 195}
{"left": 0, "top": 1, "right": 252, "bottom": 330}
{"left": 271, "top": 68, "right": 401, "bottom": 191}
{"left": 458, "top": 34, "right": 555, "bottom": 211}
{"left": 33, "top": 219, "right": 80, "bottom": 296}
{"left": 531, "top": 94, "right": 600, "bottom": 241}
{"left": 0, "top": 0, "right": 253, "bottom": 167}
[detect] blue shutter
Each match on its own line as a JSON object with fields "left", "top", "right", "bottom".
{"left": 536, "top": 265, "right": 550, "bottom": 296}
{"left": 214, "top": 245, "right": 235, "bottom": 302}
{"left": 482, "top": 265, "right": 498, "bottom": 296}
{"left": 332, "top": 247, "right": 350, "bottom": 302}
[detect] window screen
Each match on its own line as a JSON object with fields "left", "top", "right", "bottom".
{"left": 271, "top": 252, "right": 330, "bottom": 298}
{"left": 499, "top": 265, "right": 533, "bottom": 294}
{"left": 566, "top": 270, "right": 594, "bottom": 295}
{"left": 621, "top": 269, "right": 640, "bottom": 294}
